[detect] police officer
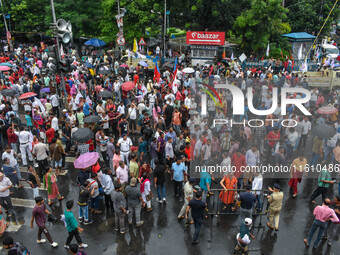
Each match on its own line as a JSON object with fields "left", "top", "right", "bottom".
{"left": 12, "top": 123, "right": 33, "bottom": 166}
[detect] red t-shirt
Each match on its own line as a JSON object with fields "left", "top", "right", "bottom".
{"left": 46, "top": 128, "right": 55, "bottom": 143}
{"left": 267, "top": 131, "right": 280, "bottom": 147}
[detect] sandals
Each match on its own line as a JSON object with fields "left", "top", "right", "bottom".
{"left": 267, "top": 222, "right": 274, "bottom": 230}
{"left": 58, "top": 196, "right": 64, "bottom": 201}
{"left": 178, "top": 216, "right": 184, "bottom": 220}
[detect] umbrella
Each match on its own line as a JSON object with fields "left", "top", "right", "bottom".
{"left": 1, "top": 89, "right": 18, "bottom": 96}
{"left": 84, "top": 115, "right": 101, "bottom": 124}
{"left": 138, "top": 61, "right": 148, "bottom": 67}
{"left": 317, "top": 105, "right": 338, "bottom": 115}
{"left": 40, "top": 87, "right": 50, "bottom": 93}
{"left": 120, "top": 64, "right": 129, "bottom": 68}
{"left": 98, "top": 90, "right": 113, "bottom": 99}
{"left": 313, "top": 123, "right": 337, "bottom": 139}
{"left": 84, "top": 38, "right": 107, "bottom": 47}
{"left": 18, "top": 92, "right": 37, "bottom": 100}
{"left": 72, "top": 128, "right": 94, "bottom": 142}
{"left": 0, "top": 63, "right": 12, "bottom": 67}
{"left": 162, "top": 62, "right": 174, "bottom": 68}
{"left": 74, "top": 152, "right": 100, "bottom": 169}
{"left": 182, "top": 67, "right": 195, "bottom": 73}
{"left": 0, "top": 66, "right": 11, "bottom": 71}
{"left": 122, "top": 81, "right": 135, "bottom": 91}
{"left": 97, "top": 69, "right": 111, "bottom": 75}
{"left": 83, "top": 62, "right": 94, "bottom": 68}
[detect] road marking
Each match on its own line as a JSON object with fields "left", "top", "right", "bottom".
{"left": 11, "top": 197, "right": 36, "bottom": 208}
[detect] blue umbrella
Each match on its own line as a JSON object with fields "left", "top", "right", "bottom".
{"left": 138, "top": 61, "right": 148, "bottom": 67}
{"left": 0, "top": 62, "right": 12, "bottom": 67}
{"left": 84, "top": 39, "right": 107, "bottom": 47}
{"left": 40, "top": 87, "right": 50, "bottom": 93}
{"left": 83, "top": 62, "right": 94, "bottom": 68}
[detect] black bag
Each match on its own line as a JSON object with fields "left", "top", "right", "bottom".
{"left": 47, "top": 214, "right": 58, "bottom": 223}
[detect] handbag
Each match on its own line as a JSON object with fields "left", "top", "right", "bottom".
{"left": 47, "top": 213, "right": 58, "bottom": 223}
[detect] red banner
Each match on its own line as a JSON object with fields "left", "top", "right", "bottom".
{"left": 186, "top": 31, "right": 225, "bottom": 45}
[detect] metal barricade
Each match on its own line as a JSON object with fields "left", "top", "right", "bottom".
{"left": 205, "top": 188, "right": 270, "bottom": 218}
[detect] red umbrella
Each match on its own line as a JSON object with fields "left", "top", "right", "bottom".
{"left": 120, "top": 64, "right": 129, "bottom": 68}
{"left": 19, "top": 92, "right": 37, "bottom": 100}
{"left": 122, "top": 81, "right": 135, "bottom": 91}
{"left": 317, "top": 105, "right": 338, "bottom": 115}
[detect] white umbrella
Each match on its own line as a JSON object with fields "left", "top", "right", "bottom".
{"left": 182, "top": 67, "right": 195, "bottom": 73}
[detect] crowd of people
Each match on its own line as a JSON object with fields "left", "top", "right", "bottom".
{"left": 0, "top": 43, "right": 339, "bottom": 253}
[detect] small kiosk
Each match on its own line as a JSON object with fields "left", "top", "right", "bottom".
{"left": 186, "top": 31, "right": 225, "bottom": 66}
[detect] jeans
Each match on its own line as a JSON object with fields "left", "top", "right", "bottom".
{"left": 79, "top": 205, "right": 89, "bottom": 222}
{"left": 173, "top": 181, "right": 183, "bottom": 199}
{"left": 10, "top": 143, "right": 17, "bottom": 154}
{"left": 105, "top": 193, "right": 113, "bottom": 210}
{"left": 90, "top": 196, "right": 99, "bottom": 210}
{"left": 324, "top": 145, "right": 334, "bottom": 162}
{"left": 66, "top": 228, "right": 83, "bottom": 245}
{"left": 310, "top": 153, "right": 320, "bottom": 167}
{"left": 156, "top": 183, "right": 166, "bottom": 200}
{"left": 115, "top": 212, "right": 125, "bottom": 231}
{"left": 0, "top": 196, "right": 13, "bottom": 215}
{"left": 128, "top": 204, "right": 142, "bottom": 224}
{"left": 307, "top": 219, "right": 327, "bottom": 248}
{"left": 193, "top": 217, "right": 203, "bottom": 241}
{"left": 202, "top": 190, "right": 209, "bottom": 204}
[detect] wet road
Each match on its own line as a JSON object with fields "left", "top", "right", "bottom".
{"left": 0, "top": 143, "right": 340, "bottom": 254}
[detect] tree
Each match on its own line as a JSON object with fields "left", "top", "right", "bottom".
{"left": 100, "top": 0, "right": 164, "bottom": 44}
{"left": 233, "top": 0, "right": 291, "bottom": 53}
{"left": 285, "top": 0, "right": 340, "bottom": 38}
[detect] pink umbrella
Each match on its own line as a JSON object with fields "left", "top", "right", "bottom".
{"left": 122, "top": 81, "right": 135, "bottom": 91}
{"left": 18, "top": 92, "right": 37, "bottom": 100}
{"left": 120, "top": 64, "right": 128, "bottom": 68}
{"left": 317, "top": 105, "right": 338, "bottom": 115}
{"left": 0, "top": 66, "right": 11, "bottom": 71}
{"left": 73, "top": 152, "right": 100, "bottom": 169}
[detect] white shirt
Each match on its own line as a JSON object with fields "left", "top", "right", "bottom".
{"left": 118, "top": 105, "right": 125, "bottom": 115}
{"left": 252, "top": 174, "right": 263, "bottom": 195}
{"left": 301, "top": 120, "right": 311, "bottom": 135}
{"left": 0, "top": 177, "right": 12, "bottom": 197}
{"left": 117, "top": 137, "right": 132, "bottom": 152}
{"left": 50, "top": 95, "right": 59, "bottom": 107}
{"left": 2, "top": 150, "right": 17, "bottom": 167}
{"left": 102, "top": 115, "right": 109, "bottom": 129}
{"left": 22, "top": 99, "right": 32, "bottom": 112}
{"left": 99, "top": 173, "right": 114, "bottom": 195}
{"left": 288, "top": 131, "right": 299, "bottom": 147}
{"left": 14, "top": 130, "right": 30, "bottom": 144}
{"left": 51, "top": 117, "right": 59, "bottom": 131}
{"left": 10, "top": 98, "right": 18, "bottom": 111}
{"left": 128, "top": 107, "right": 137, "bottom": 120}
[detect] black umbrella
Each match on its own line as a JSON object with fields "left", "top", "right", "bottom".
{"left": 84, "top": 115, "right": 101, "bottom": 124}
{"left": 98, "top": 90, "right": 113, "bottom": 99}
{"left": 72, "top": 128, "right": 94, "bottom": 142}
{"left": 1, "top": 89, "right": 18, "bottom": 97}
{"left": 97, "top": 69, "right": 111, "bottom": 75}
{"left": 118, "top": 66, "right": 127, "bottom": 77}
{"left": 313, "top": 124, "right": 337, "bottom": 139}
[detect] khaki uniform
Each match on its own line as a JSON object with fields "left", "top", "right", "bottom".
{"left": 268, "top": 191, "right": 283, "bottom": 228}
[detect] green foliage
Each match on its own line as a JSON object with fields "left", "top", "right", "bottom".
{"left": 233, "top": 0, "right": 291, "bottom": 53}
{"left": 285, "top": 0, "right": 340, "bottom": 38}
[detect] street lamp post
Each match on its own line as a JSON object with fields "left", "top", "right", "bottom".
{"left": 163, "top": 0, "right": 167, "bottom": 56}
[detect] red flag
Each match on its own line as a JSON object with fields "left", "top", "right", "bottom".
{"left": 261, "top": 55, "right": 264, "bottom": 61}
{"left": 153, "top": 64, "right": 161, "bottom": 83}
{"left": 291, "top": 59, "right": 294, "bottom": 70}
{"left": 222, "top": 48, "right": 226, "bottom": 59}
{"left": 172, "top": 68, "right": 178, "bottom": 86}
{"left": 280, "top": 50, "right": 283, "bottom": 58}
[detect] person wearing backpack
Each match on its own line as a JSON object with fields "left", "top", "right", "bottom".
{"left": 2, "top": 236, "right": 30, "bottom": 255}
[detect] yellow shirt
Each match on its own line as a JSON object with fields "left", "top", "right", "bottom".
{"left": 291, "top": 158, "right": 307, "bottom": 172}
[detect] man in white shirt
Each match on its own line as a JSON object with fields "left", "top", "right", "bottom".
{"left": 98, "top": 171, "right": 114, "bottom": 211}
{"left": 10, "top": 96, "right": 19, "bottom": 113}
{"left": 13, "top": 124, "right": 33, "bottom": 166}
{"left": 50, "top": 94, "right": 59, "bottom": 117}
{"left": 117, "top": 135, "right": 132, "bottom": 167}
{"left": 117, "top": 102, "right": 125, "bottom": 115}
{"left": 298, "top": 117, "right": 311, "bottom": 149}
{"left": 127, "top": 101, "right": 137, "bottom": 132}
{"left": 286, "top": 127, "right": 298, "bottom": 160}
{"left": 51, "top": 113, "right": 59, "bottom": 131}
{"left": 0, "top": 172, "right": 14, "bottom": 217}
{"left": 252, "top": 171, "right": 263, "bottom": 210}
